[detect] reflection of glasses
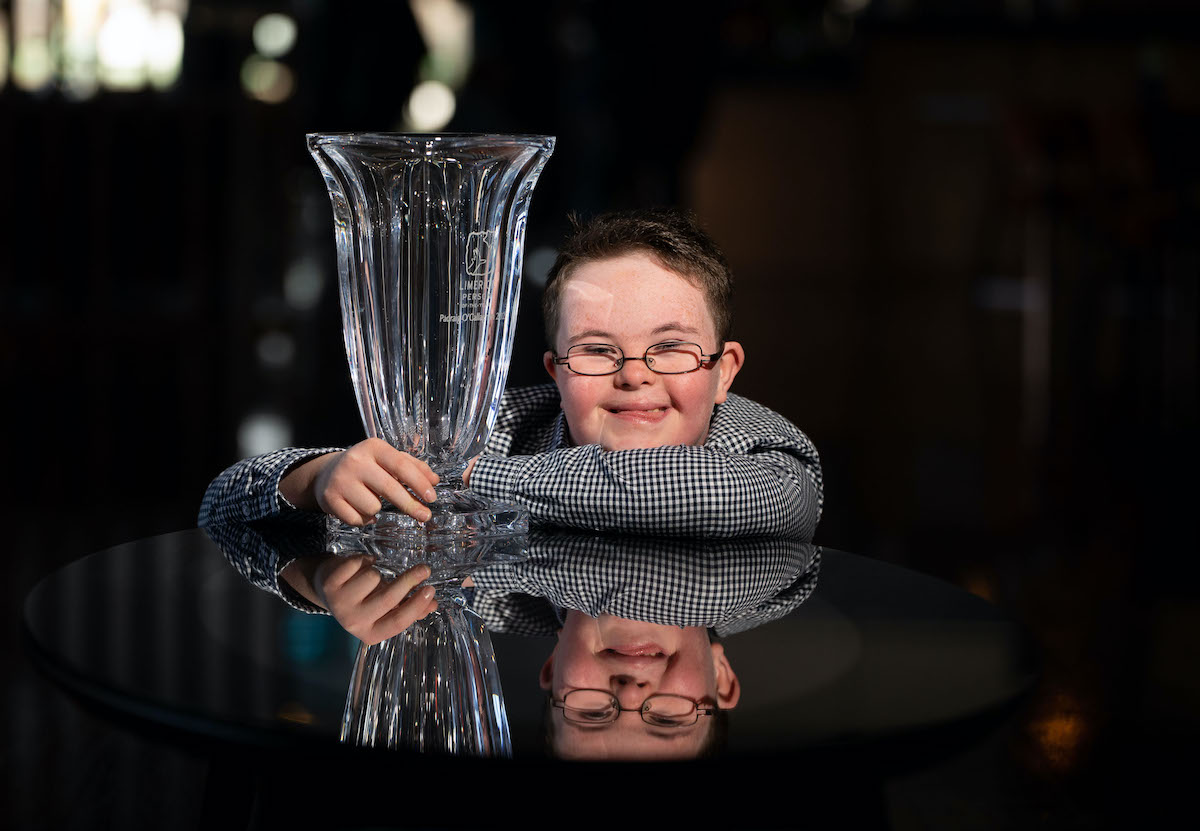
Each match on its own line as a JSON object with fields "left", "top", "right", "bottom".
{"left": 552, "top": 689, "right": 715, "bottom": 727}
{"left": 552, "top": 342, "right": 722, "bottom": 376}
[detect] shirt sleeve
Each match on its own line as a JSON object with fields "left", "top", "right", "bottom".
{"left": 197, "top": 447, "right": 344, "bottom": 527}
{"left": 470, "top": 439, "right": 821, "bottom": 539}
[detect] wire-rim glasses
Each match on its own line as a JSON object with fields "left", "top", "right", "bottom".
{"left": 552, "top": 689, "right": 716, "bottom": 727}
{"left": 552, "top": 341, "right": 722, "bottom": 376}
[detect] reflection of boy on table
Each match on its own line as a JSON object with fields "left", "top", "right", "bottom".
{"left": 199, "top": 208, "right": 823, "bottom": 644}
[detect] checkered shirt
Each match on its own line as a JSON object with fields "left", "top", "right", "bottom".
{"left": 470, "top": 384, "right": 823, "bottom": 539}
{"left": 469, "top": 530, "right": 821, "bottom": 638}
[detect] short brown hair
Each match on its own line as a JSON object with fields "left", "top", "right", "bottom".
{"left": 541, "top": 208, "right": 734, "bottom": 349}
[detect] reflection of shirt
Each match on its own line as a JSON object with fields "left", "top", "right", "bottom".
{"left": 198, "top": 383, "right": 822, "bottom": 539}
{"left": 470, "top": 531, "right": 821, "bottom": 638}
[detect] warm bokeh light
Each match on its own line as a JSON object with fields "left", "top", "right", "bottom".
{"left": 97, "top": 0, "right": 153, "bottom": 89}
{"left": 404, "top": 79, "right": 455, "bottom": 131}
{"left": 0, "top": 12, "right": 11, "bottom": 90}
{"left": 147, "top": 9, "right": 185, "bottom": 89}
{"left": 1027, "top": 691, "right": 1090, "bottom": 773}
{"left": 12, "top": 0, "right": 53, "bottom": 92}
{"left": 252, "top": 13, "right": 297, "bottom": 59}
{"left": 241, "top": 55, "right": 295, "bottom": 104}
{"left": 409, "top": 0, "right": 473, "bottom": 89}
{"left": 10, "top": 0, "right": 185, "bottom": 95}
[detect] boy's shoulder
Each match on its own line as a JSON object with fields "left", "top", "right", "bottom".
{"left": 496, "top": 382, "right": 561, "bottom": 423}
{"left": 490, "top": 383, "right": 563, "bottom": 455}
{"left": 706, "top": 392, "right": 810, "bottom": 451}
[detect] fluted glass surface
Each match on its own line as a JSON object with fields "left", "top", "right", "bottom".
{"left": 307, "top": 133, "right": 554, "bottom": 539}
{"left": 341, "top": 587, "right": 511, "bottom": 757}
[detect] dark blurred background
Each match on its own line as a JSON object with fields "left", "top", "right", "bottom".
{"left": 2, "top": 0, "right": 1197, "bottom": 827}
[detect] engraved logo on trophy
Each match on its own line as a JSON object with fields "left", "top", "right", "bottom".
{"left": 466, "top": 229, "right": 494, "bottom": 276}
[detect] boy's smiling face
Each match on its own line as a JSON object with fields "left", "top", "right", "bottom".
{"left": 540, "top": 611, "right": 740, "bottom": 759}
{"left": 543, "top": 252, "right": 744, "bottom": 451}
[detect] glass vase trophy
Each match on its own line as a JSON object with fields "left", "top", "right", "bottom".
{"left": 308, "top": 133, "right": 554, "bottom": 755}
{"left": 307, "top": 133, "right": 554, "bottom": 552}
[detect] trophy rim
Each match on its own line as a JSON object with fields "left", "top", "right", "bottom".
{"left": 306, "top": 131, "right": 556, "bottom": 151}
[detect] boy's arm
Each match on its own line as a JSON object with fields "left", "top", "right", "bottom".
{"left": 198, "top": 447, "right": 343, "bottom": 526}
{"left": 470, "top": 439, "right": 821, "bottom": 539}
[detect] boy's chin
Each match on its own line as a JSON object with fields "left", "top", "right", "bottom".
{"left": 592, "top": 423, "right": 707, "bottom": 451}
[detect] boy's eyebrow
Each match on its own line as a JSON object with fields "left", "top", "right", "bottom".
{"left": 566, "top": 322, "right": 703, "bottom": 344}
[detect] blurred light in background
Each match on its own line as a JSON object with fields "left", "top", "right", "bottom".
{"left": 256, "top": 331, "right": 296, "bottom": 369}
{"left": 12, "top": 0, "right": 53, "bottom": 92}
{"left": 284, "top": 257, "right": 324, "bottom": 311}
{"left": 146, "top": 7, "right": 185, "bottom": 89}
{"left": 62, "top": 0, "right": 103, "bottom": 99}
{"left": 237, "top": 412, "right": 292, "bottom": 457}
{"left": 403, "top": 0, "right": 473, "bottom": 131}
{"left": 9, "top": 0, "right": 185, "bottom": 96}
{"left": 97, "top": 0, "right": 154, "bottom": 89}
{"left": 0, "top": 12, "right": 10, "bottom": 90}
{"left": 241, "top": 54, "right": 294, "bottom": 104}
{"left": 252, "top": 12, "right": 297, "bottom": 59}
{"left": 409, "top": 0, "right": 473, "bottom": 88}
{"left": 404, "top": 79, "right": 455, "bottom": 131}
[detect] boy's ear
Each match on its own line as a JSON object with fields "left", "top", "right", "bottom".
{"left": 713, "top": 341, "right": 745, "bottom": 405}
{"left": 539, "top": 648, "right": 557, "bottom": 691}
{"left": 543, "top": 351, "right": 558, "bottom": 383}
{"left": 711, "top": 642, "right": 741, "bottom": 709}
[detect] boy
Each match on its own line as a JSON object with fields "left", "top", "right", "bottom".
{"left": 200, "top": 209, "right": 822, "bottom": 636}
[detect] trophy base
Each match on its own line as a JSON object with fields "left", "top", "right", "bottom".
{"left": 325, "top": 488, "right": 528, "bottom": 583}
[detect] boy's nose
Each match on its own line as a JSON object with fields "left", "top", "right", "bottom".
{"left": 614, "top": 356, "right": 655, "bottom": 386}
{"left": 612, "top": 676, "right": 652, "bottom": 708}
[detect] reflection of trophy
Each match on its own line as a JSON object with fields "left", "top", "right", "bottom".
{"left": 307, "top": 133, "right": 555, "bottom": 547}
{"left": 340, "top": 540, "right": 525, "bottom": 756}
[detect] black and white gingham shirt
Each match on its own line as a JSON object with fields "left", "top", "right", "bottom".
{"left": 198, "top": 383, "right": 822, "bottom": 539}
{"left": 200, "top": 516, "right": 820, "bottom": 635}
{"left": 470, "top": 530, "right": 821, "bottom": 638}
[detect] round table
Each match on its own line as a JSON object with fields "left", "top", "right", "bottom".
{"left": 23, "top": 527, "right": 1037, "bottom": 827}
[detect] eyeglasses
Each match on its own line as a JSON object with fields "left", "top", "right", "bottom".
{"left": 552, "top": 341, "right": 722, "bottom": 376}
{"left": 552, "top": 689, "right": 716, "bottom": 728}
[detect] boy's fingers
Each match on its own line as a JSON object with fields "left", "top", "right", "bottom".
{"left": 372, "top": 591, "right": 438, "bottom": 640}
{"left": 361, "top": 565, "right": 431, "bottom": 613}
{"left": 318, "top": 554, "right": 370, "bottom": 591}
{"left": 378, "top": 453, "right": 440, "bottom": 501}
{"left": 363, "top": 470, "right": 431, "bottom": 518}
{"left": 335, "top": 561, "right": 384, "bottom": 604}
{"left": 320, "top": 493, "right": 373, "bottom": 526}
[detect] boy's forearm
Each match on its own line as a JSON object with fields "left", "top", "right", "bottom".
{"left": 198, "top": 447, "right": 343, "bottom": 526}
{"left": 278, "top": 454, "right": 336, "bottom": 511}
{"left": 471, "top": 443, "right": 821, "bottom": 539}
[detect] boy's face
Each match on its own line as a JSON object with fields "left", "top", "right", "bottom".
{"left": 543, "top": 252, "right": 744, "bottom": 450}
{"left": 539, "top": 611, "right": 740, "bottom": 759}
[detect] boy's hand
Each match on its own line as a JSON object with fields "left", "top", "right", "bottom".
{"left": 284, "top": 438, "right": 440, "bottom": 525}
{"left": 463, "top": 454, "right": 480, "bottom": 488}
{"left": 313, "top": 557, "right": 437, "bottom": 645}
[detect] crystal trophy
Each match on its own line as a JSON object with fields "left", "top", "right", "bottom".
{"left": 307, "top": 133, "right": 555, "bottom": 550}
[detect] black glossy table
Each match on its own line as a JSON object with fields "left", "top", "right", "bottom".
{"left": 24, "top": 528, "right": 1036, "bottom": 829}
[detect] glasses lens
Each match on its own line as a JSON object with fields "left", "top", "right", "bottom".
{"left": 642, "top": 694, "right": 697, "bottom": 727}
{"left": 645, "top": 342, "right": 702, "bottom": 374}
{"left": 561, "top": 689, "right": 618, "bottom": 723}
{"left": 566, "top": 344, "right": 622, "bottom": 375}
